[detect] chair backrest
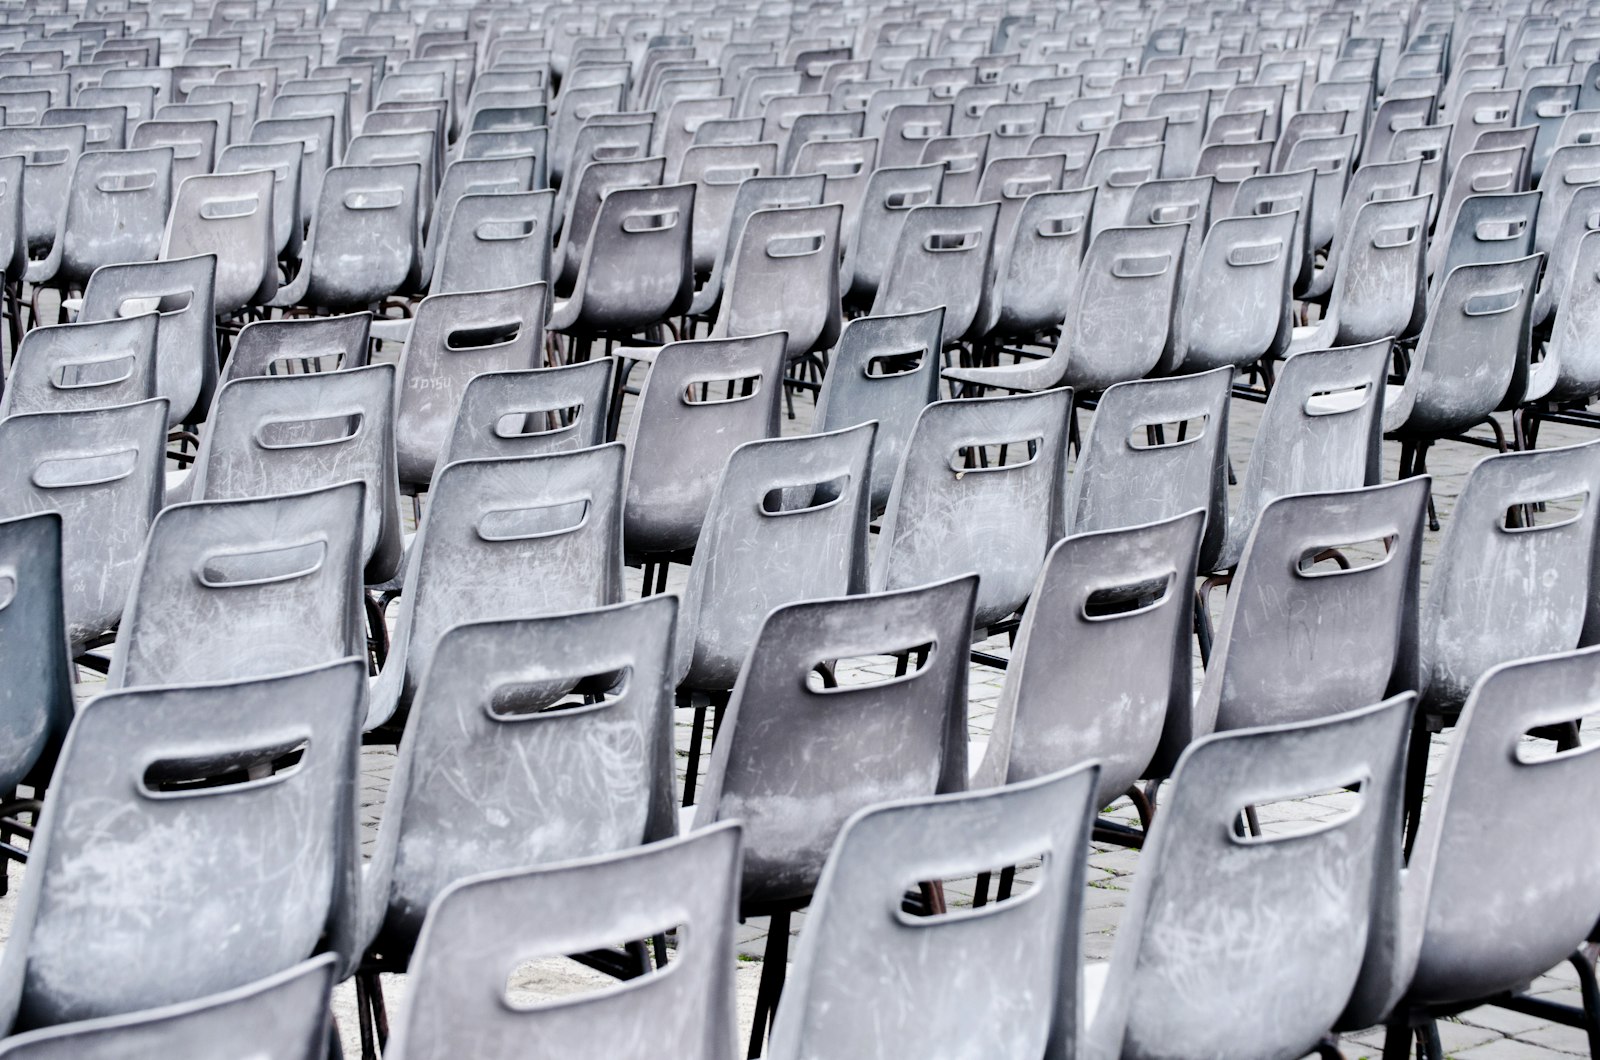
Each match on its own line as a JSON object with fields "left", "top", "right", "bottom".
{"left": 0, "top": 125, "right": 84, "bottom": 253}
{"left": 0, "top": 314, "right": 159, "bottom": 418}
{"left": 192, "top": 364, "right": 402, "bottom": 583}
{"left": 975, "top": 510, "right": 1203, "bottom": 801}
{"left": 1122, "top": 174, "right": 1212, "bottom": 299}
{"left": 432, "top": 189, "right": 554, "bottom": 295}
{"left": 1056, "top": 222, "right": 1189, "bottom": 392}
{"left": 554, "top": 182, "right": 696, "bottom": 336}
{"left": 678, "top": 140, "right": 779, "bottom": 274}
{"left": 982, "top": 185, "right": 1095, "bottom": 340}
{"left": 1420, "top": 441, "right": 1600, "bottom": 714}
{"left": 249, "top": 114, "right": 335, "bottom": 222}
{"left": 768, "top": 763, "right": 1099, "bottom": 1060}
{"left": 677, "top": 424, "right": 875, "bottom": 691}
{"left": 297, "top": 162, "right": 421, "bottom": 310}
{"left": 369, "top": 597, "right": 679, "bottom": 959}
{"left": 223, "top": 312, "right": 371, "bottom": 385}
{"left": 843, "top": 161, "right": 944, "bottom": 303}
{"left": 394, "top": 282, "right": 547, "bottom": 488}
{"left": 1086, "top": 695, "right": 1411, "bottom": 1060}
{"left": 869, "top": 200, "right": 999, "bottom": 341}
{"left": 78, "top": 254, "right": 219, "bottom": 427}
{"left": 1200, "top": 479, "right": 1428, "bottom": 739}
{"left": 712, "top": 202, "right": 842, "bottom": 358}
{"left": 622, "top": 332, "right": 786, "bottom": 557}
{"left": 1387, "top": 254, "right": 1541, "bottom": 438}
{"left": 1083, "top": 143, "right": 1164, "bottom": 234}
{"left": 1321, "top": 194, "right": 1431, "bottom": 347}
{"left": 1169, "top": 210, "right": 1296, "bottom": 373}
{"left": 439, "top": 361, "right": 613, "bottom": 468}
{"left": 1401, "top": 646, "right": 1600, "bottom": 1006}
{"left": 921, "top": 130, "right": 989, "bottom": 202}
{"left": 692, "top": 575, "right": 977, "bottom": 906}
{"left": 128, "top": 119, "right": 217, "bottom": 198}
{"left": 41, "top": 106, "right": 125, "bottom": 151}
{"left": 108, "top": 483, "right": 366, "bottom": 690}
{"left": 0, "top": 512, "right": 73, "bottom": 795}
{"left": 383, "top": 445, "right": 627, "bottom": 725}
{"left": 1544, "top": 229, "right": 1600, "bottom": 401}
{"left": 0, "top": 659, "right": 364, "bottom": 1032}
{"left": 1534, "top": 142, "right": 1600, "bottom": 259}
{"left": 389, "top": 824, "right": 742, "bottom": 1060}
{"left": 53, "top": 146, "right": 174, "bottom": 288}
{"left": 1432, "top": 188, "right": 1540, "bottom": 282}
{"left": 1068, "top": 366, "right": 1232, "bottom": 569}
{"left": 875, "top": 388, "right": 1071, "bottom": 628}
{"left": 1225, "top": 339, "right": 1391, "bottom": 569}
{"left": 0, "top": 398, "right": 167, "bottom": 646}
{"left": 161, "top": 169, "right": 277, "bottom": 315}
{"left": 0, "top": 956, "right": 335, "bottom": 1060}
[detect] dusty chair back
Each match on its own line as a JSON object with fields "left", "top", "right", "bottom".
{"left": 0, "top": 660, "right": 365, "bottom": 1032}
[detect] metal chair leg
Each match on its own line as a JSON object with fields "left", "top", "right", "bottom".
{"left": 748, "top": 909, "right": 791, "bottom": 1059}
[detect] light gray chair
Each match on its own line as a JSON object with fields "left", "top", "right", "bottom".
{"left": 973, "top": 510, "right": 1203, "bottom": 819}
{"left": 160, "top": 170, "right": 277, "bottom": 316}
{"left": 977, "top": 185, "right": 1095, "bottom": 345}
{"left": 28, "top": 146, "right": 174, "bottom": 292}
{"left": 813, "top": 307, "right": 944, "bottom": 516}
{"left": 0, "top": 659, "right": 364, "bottom": 1033}
{"left": 869, "top": 200, "right": 999, "bottom": 342}
{"left": 1379, "top": 647, "right": 1600, "bottom": 1058}
{"left": 270, "top": 162, "right": 422, "bottom": 312}
{"left": 216, "top": 140, "right": 304, "bottom": 259}
{"left": 687, "top": 173, "right": 826, "bottom": 321}
{"left": 106, "top": 483, "right": 367, "bottom": 691}
{"left": 874, "top": 388, "right": 1071, "bottom": 630}
{"left": 709, "top": 202, "right": 843, "bottom": 369}
{"left": 388, "top": 824, "right": 742, "bottom": 1060}
{"left": 1066, "top": 367, "right": 1233, "bottom": 572}
{"left": 437, "top": 361, "right": 613, "bottom": 470}
{"left": 0, "top": 126, "right": 85, "bottom": 259}
{"left": 367, "top": 445, "right": 627, "bottom": 733}
{"left": 77, "top": 255, "right": 219, "bottom": 428}
{"left": 841, "top": 162, "right": 944, "bottom": 306}
{"left": 1198, "top": 479, "right": 1428, "bottom": 745}
{"left": 393, "top": 283, "right": 547, "bottom": 491}
{"left": 0, "top": 314, "right": 159, "bottom": 418}
{"left": 1220, "top": 340, "right": 1391, "bottom": 571}
{"left": 690, "top": 575, "right": 977, "bottom": 1048}
{"left": 1083, "top": 695, "right": 1411, "bottom": 1060}
{"left": 767, "top": 762, "right": 1099, "bottom": 1060}
{"left": 1288, "top": 195, "right": 1430, "bottom": 355}
{"left": 0, "top": 399, "right": 168, "bottom": 650}
{"left": 430, "top": 190, "right": 554, "bottom": 295}
{"left": 1168, "top": 211, "right": 1296, "bottom": 375}
{"left": 0, "top": 956, "right": 335, "bottom": 1060}
{"left": 190, "top": 365, "right": 402, "bottom": 585}
{"left": 360, "top": 597, "right": 679, "bottom": 986}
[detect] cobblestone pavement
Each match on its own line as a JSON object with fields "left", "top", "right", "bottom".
{"left": 2, "top": 373, "right": 1593, "bottom": 1058}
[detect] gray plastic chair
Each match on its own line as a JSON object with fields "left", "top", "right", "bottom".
{"left": 710, "top": 202, "right": 842, "bottom": 364}
{"left": 1083, "top": 143, "right": 1164, "bottom": 235}
{"left": 249, "top": 114, "right": 335, "bottom": 225}
{"left": 676, "top": 423, "right": 875, "bottom": 693}
{"left": 270, "top": 162, "right": 422, "bottom": 312}
{"left": 1120, "top": 174, "right": 1213, "bottom": 303}
{"left": 222, "top": 312, "right": 372, "bottom": 385}
{"left": 387, "top": 823, "right": 742, "bottom": 1060}
{"left": 417, "top": 156, "right": 539, "bottom": 290}
{"left": 1418, "top": 441, "right": 1600, "bottom": 718}
{"left": 921, "top": 131, "right": 990, "bottom": 202}
{"left": 77, "top": 255, "right": 218, "bottom": 428}
{"left": 874, "top": 388, "right": 1070, "bottom": 629}
{"left": 0, "top": 956, "right": 335, "bottom": 1060}
{"left": 1289, "top": 195, "right": 1430, "bottom": 354}
{"left": 190, "top": 365, "right": 402, "bottom": 585}
{"left": 29, "top": 146, "right": 173, "bottom": 291}
{"left": 107, "top": 483, "right": 366, "bottom": 691}
{"left": 1379, "top": 646, "right": 1600, "bottom": 1056}
{"left": 689, "top": 173, "right": 826, "bottom": 320}
{"left": 430, "top": 190, "right": 553, "bottom": 296}
{"left": 621, "top": 332, "right": 786, "bottom": 562}
{"left": 767, "top": 762, "right": 1099, "bottom": 1060}
{"left": 548, "top": 183, "right": 695, "bottom": 348}
{"left": 1083, "top": 694, "right": 1411, "bottom": 1060}
{"left": 0, "top": 512, "right": 73, "bottom": 798}
{"left": 0, "top": 659, "right": 364, "bottom": 1032}
{"left": 1537, "top": 229, "right": 1600, "bottom": 404}
{"left": 678, "top": 141, "right": 779, "bottom": 275}
{"left": 160, "top": 170, "right": 276, "bottom": 316}
{"left": 438, "top": 361, "right": 613, "bottom": 470}
{"left": 1067, "top": 367, "right": 1232, "bottom": 570}
{"left": 368, "top": 445, "right": 626, "bottom": 732}
{"left": 0, "top": 314, "right": 159, "bottom": 418}
{"left": 0, "top": 398, "right": 167, "bottom": 649}
{"left": 1431, "top": 189, "right": 1540, "bottom": 287}
{"left": 362, "top": 596, "right": 679, "bottom": 969}
{"left": 0, "top": 126, "right": 84, "bottom": 257}
{"left": 841, "top": 161, "right": 944, "bottom": 306}
{"left": 869, "top": 200, "right": 999, "bottom": 342}
{"left": 394, "top": 283, "right": 547, "bottom": 490}
{"left": 978, "top": 185, "right": 1095, "bottom": 343}
{"left": 691, "top": 573, "right": 975, "bottom": 903}
{"left": 1169, "top": 210, "right": 1296, "bottom": 374}
{"left": 1301, "top": 158, "right": 1422, "bottom": 302}
{"left": 1198, "top": 479, "right": 1428, "bottom": 744}
{"left": 973, "top": 511, "right": 1203, "bottom": 809}
{"left": 813, "top": 307, "right": 944, "bottom": 516}
{"left": 40, "top": 106, "right": 125, "bottom": 152}
{"left": 1220, "top": 340, "right": 1391, "bottom": 571}
{"left": 129, "top": 119, "right": 218, "bottom": 199}
{"left": 1383, "top": 255, "right": 1543, "bottom": 451}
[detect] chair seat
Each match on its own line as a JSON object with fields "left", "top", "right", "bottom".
{"left": 369, "top": 317, "right": 413, "bottom": 344}
{"left": 942, "top": 357, "right": 1065, "bottom": 394}
{"left": 1083, "top": 960, "right": 1111, "bottom": 1023}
